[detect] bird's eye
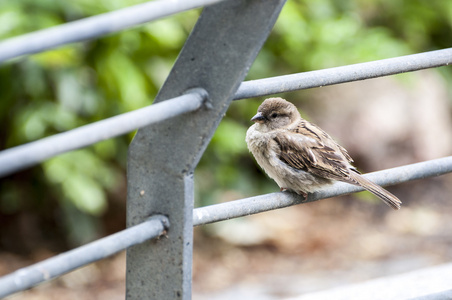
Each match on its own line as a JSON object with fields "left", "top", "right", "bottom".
{"left": 271, "top": 113, "right": 278, "bottom": 118}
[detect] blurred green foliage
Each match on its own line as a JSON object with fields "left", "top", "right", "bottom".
{"left": 0, "top": 0, "right": 451, "bottom": 248}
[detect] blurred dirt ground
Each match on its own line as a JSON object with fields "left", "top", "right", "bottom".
{"left": 193, "top": 177, "right": 452, "bottom": 299}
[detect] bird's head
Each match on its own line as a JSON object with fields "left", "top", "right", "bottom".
{"left": 251, "top": 97, "right": 300, "bottom": 131}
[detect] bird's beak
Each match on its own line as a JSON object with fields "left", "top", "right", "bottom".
{"left": 251, "top": 112, "right": 266, "bottom": 123}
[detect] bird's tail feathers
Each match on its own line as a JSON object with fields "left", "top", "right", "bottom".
{"left": 349, "top": 172, "right": 402, "bottom": 210}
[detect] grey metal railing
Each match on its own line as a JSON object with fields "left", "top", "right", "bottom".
{"left": 0, "top": 0, "right": 451, "bottom": 299}
{"left": 0, "top": 0, "right": 225, "bottom": 62}
{"left": 0, "top": 89, "right": 208, "bottom": 177}
{"left": 0, "top": 215, "right": 169, "bottom": 297}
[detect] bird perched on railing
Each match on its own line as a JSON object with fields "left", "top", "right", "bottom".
{"left": 246, "top": 97, "right": 401, "bottom": 210}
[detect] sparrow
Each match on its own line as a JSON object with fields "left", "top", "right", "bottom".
{"left": 245, "top": 97, "right": 401, "bottom": 210}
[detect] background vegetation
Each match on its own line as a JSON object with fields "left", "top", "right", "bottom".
{"left": 0, "top": 0, "right": 451, "bottom": 260}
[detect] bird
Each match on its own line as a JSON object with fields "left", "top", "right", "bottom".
{"left": 245, "top": 97, "right": 401, "bottom": 210}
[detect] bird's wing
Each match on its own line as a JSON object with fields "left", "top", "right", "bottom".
{"left": 298, "top": 121, "right": 354, "bottom": 164}
{"left": 274, "top": 120, "right": 402, "bottom": 210}
{"left": 274, "top": 121, "right": 352, "bottom": 181}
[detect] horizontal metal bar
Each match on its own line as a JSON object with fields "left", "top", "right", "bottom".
{"left": 193, "top": 156, "right": 452, "bottom": 226}
{"left": 0, "top": 88, "right": 208, "bottom": 178}
{"left": 0, "top": 0, "right": 224, "bottom": 63}
{"left": 297, "top": 262, "right": 452, "bottom": 300}
{"left": 234, "top": 48, "right": 452, "bottom": 99}
{"left": 0, "top": 215, "right": 169, "bottom": 299}
{"left": 415, "top": 289, "right": 452, "bottom": 300}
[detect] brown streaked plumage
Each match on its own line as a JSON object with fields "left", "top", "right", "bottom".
{"left": 245, "top": 97, "right": 401, "bottom": 210}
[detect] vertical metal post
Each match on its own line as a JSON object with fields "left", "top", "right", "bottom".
{"left": 126, "top": 0, "right": 286, "bottom": 299}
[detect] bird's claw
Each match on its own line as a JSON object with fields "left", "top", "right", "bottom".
{"left": 280, "top": 187, "right": 308, "bottom": 201}
{"left": 299, "top": 191, "right": 308, "bottom": 201}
